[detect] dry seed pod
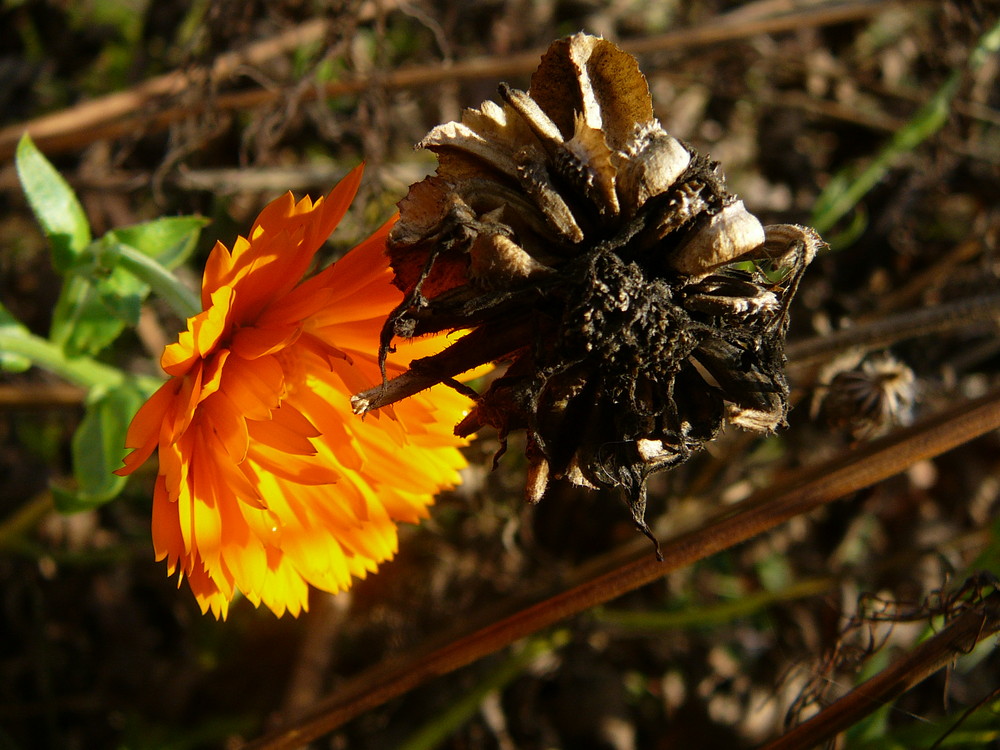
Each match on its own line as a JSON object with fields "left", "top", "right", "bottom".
{"left": 813, "top": 352, "right": 917, "bottom": 439}
{"left": 352, "top": 33, "right": 824, "bottom": 549}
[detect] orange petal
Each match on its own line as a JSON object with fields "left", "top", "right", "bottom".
{"left": 151, "top": 474, "right": 184, "bottom": 563}
{"left": 230, "top": 323, "right": 301, "bottom": 360}
{"left": 199, "top": 391, "right": 250, "bottom": 463}
{"left": 194, "top": 287, "right": 235, "bottom": 356}
{"left": 247, "top": 447, "right": 340, "bottom": 485}
{"left": 161, "top": 329, "right": 198, "bottom": 376}
{"left": 219, "top": 353, "right": 285, "bottom": 420}
{"left": 116, "top": 378, "right": 180, "bottom": 475}
{"left": 246, "top": 417, "right": 318, "bottom": 456}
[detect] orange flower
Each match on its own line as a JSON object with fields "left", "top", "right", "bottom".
{"left": 117, "top": 164, "right": 473, "bottom": 618}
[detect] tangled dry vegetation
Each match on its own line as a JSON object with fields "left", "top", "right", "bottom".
{"left": 1, "top": 1, "right": 999, "bottom": 749}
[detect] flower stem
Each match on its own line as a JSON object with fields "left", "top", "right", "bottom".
{"left": 0, "top": 490, "right": 53, "bottom": 553}
{"left": 0, "top": 331, "right": 125, "bottom": 389}
{"left": 114, "top": 243, "right": 200, "bottom": 319}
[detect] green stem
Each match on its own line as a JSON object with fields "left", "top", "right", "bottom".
{"left": 0, "top": 330, "right": 126, "bottom": 388}
{"left": 811, "top": 71, "right": 959, "bottom": 236}
{"left": 811, "top": 16, "right": 1000, "bottom": 238}
{"left": 0, "top": 491, "right": 54, "bottom": 553}
{"left": 115, "top": 243, "right": 201, "bottom": 319}
{"left": 593, "top": 576, "right": 836, "bottom": 630}
{"left": 398, "top": 630, "right": 571, "bottom": 750}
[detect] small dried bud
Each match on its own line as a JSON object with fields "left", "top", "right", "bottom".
{"left": 353, "top": 33, "right": 823, "bottom": 547}
{"left": 813, "top": 352, "right": 917, "bottom": 439}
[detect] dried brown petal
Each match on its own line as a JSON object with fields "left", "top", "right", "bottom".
{"left": 617, "top": 127, "right": 691, "bottom": 209}
{"left": 352, "top": 33, "right": 824, "bottom": 547}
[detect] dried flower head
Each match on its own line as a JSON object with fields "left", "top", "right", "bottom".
{"left": 813, "top": 351, "right": 917, "bottom": 439}
{"left": 352, "top": 34, "right": 823, "bottom": 546}
{"left": 117, "top": 165, "right": 473, "bottom": 618}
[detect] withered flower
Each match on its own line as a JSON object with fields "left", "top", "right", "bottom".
{"left": 813, "top": 352, "right": 917, "bottom": 439}
{"left": 352, "top": 34, "right": 824, "bottom": 547}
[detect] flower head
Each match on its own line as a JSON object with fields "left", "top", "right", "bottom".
{"left": 117, "top": 164, "right": 473, "bottom": 618}
{"left": 351, "top": 35, "right": 823, "bottom": 547}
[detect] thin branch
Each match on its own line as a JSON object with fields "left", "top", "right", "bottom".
{"left": 0, "top": 383, "right": 87, "bottom": 408}
{"left": 786, "top": 293, "right": 1000, "bottom": 369}
{"left": 0, "top": 19, "right": 334, "bottom": 160}
{"left": 240, "top": 386, "right": 1000, "bottom": 750}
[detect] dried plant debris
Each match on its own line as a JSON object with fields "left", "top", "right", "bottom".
{"left": 352, "top": 33, "right": 824, "bottom": 547}
{"left": 788, "top": 573, "right": 1000, "bottom": 727}
{"left": 812, "top": 351, "right": 917, "bottom": 440}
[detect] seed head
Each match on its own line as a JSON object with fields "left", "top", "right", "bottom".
{"left": 353, "top": 34, "right": 824, "bottom": 547}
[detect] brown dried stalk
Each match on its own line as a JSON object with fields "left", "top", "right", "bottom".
{"left": 0, "top": 18, "right": 336, "bottom": 160}
{"left": 240, "top": 386, "right": 1000, "bottom": 750}
{"left": 786, "top": 293, "right": 1000, "bottom": 369}
{"left": 0, "top": 383, "right": 87, "bottom": 407}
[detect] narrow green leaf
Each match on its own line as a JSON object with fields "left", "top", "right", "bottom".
{"left": 811, "top": 71, "right": 960, "bottom": 237}
{"left": 15, "top": 133, "right": 92, "bottom": 273}
{"left": 57, "top": 382, "right": 147, "bottom": 512}
{"left": 0, "top": 302, "right": 32, "bottom": 373}
{"left": 809, "top": 16, "right": 1000, "bottom": 241}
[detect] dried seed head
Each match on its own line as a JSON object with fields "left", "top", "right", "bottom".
{"left": 814, "top": 352, "right": 917, "bottom": 439}
{"left": 352, "top": 33, "right": 823, "bottom": 546}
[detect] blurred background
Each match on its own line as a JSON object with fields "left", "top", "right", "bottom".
{"left": 1, "top": 1, "right": 999, "bottom": 748}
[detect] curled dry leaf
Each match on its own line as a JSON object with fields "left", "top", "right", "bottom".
{"left": 352, "top": 33, "right": 825, "bottom": 548}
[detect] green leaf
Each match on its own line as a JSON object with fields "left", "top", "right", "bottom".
{"left": 15, "top": 133, "right": 91, "bottom": 273}
{"left": 49, "top": 214, "right": 207, "bottom": 355}
{"left": 97, "top": 264, "right": 145, "bottom": 326}
{"left": 107, "top": 215, "right": 208, "bottom": 270}
{"left": 104, "top": 217, "right": 208, "bottom": 322}
{"left": 56, "top": 382, "right": 147, "bottom": 512}
{"left": 50, "top": 273, "right": 126, "bottom": 356}
{"left": 0, "top": 302, "right": 33, "bottom": 373}
{"left": 807, "top": 17, "right": 1000, "bottom": 240}
{"left": 91, "top": 237, "right": 150, "bottom": 328}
